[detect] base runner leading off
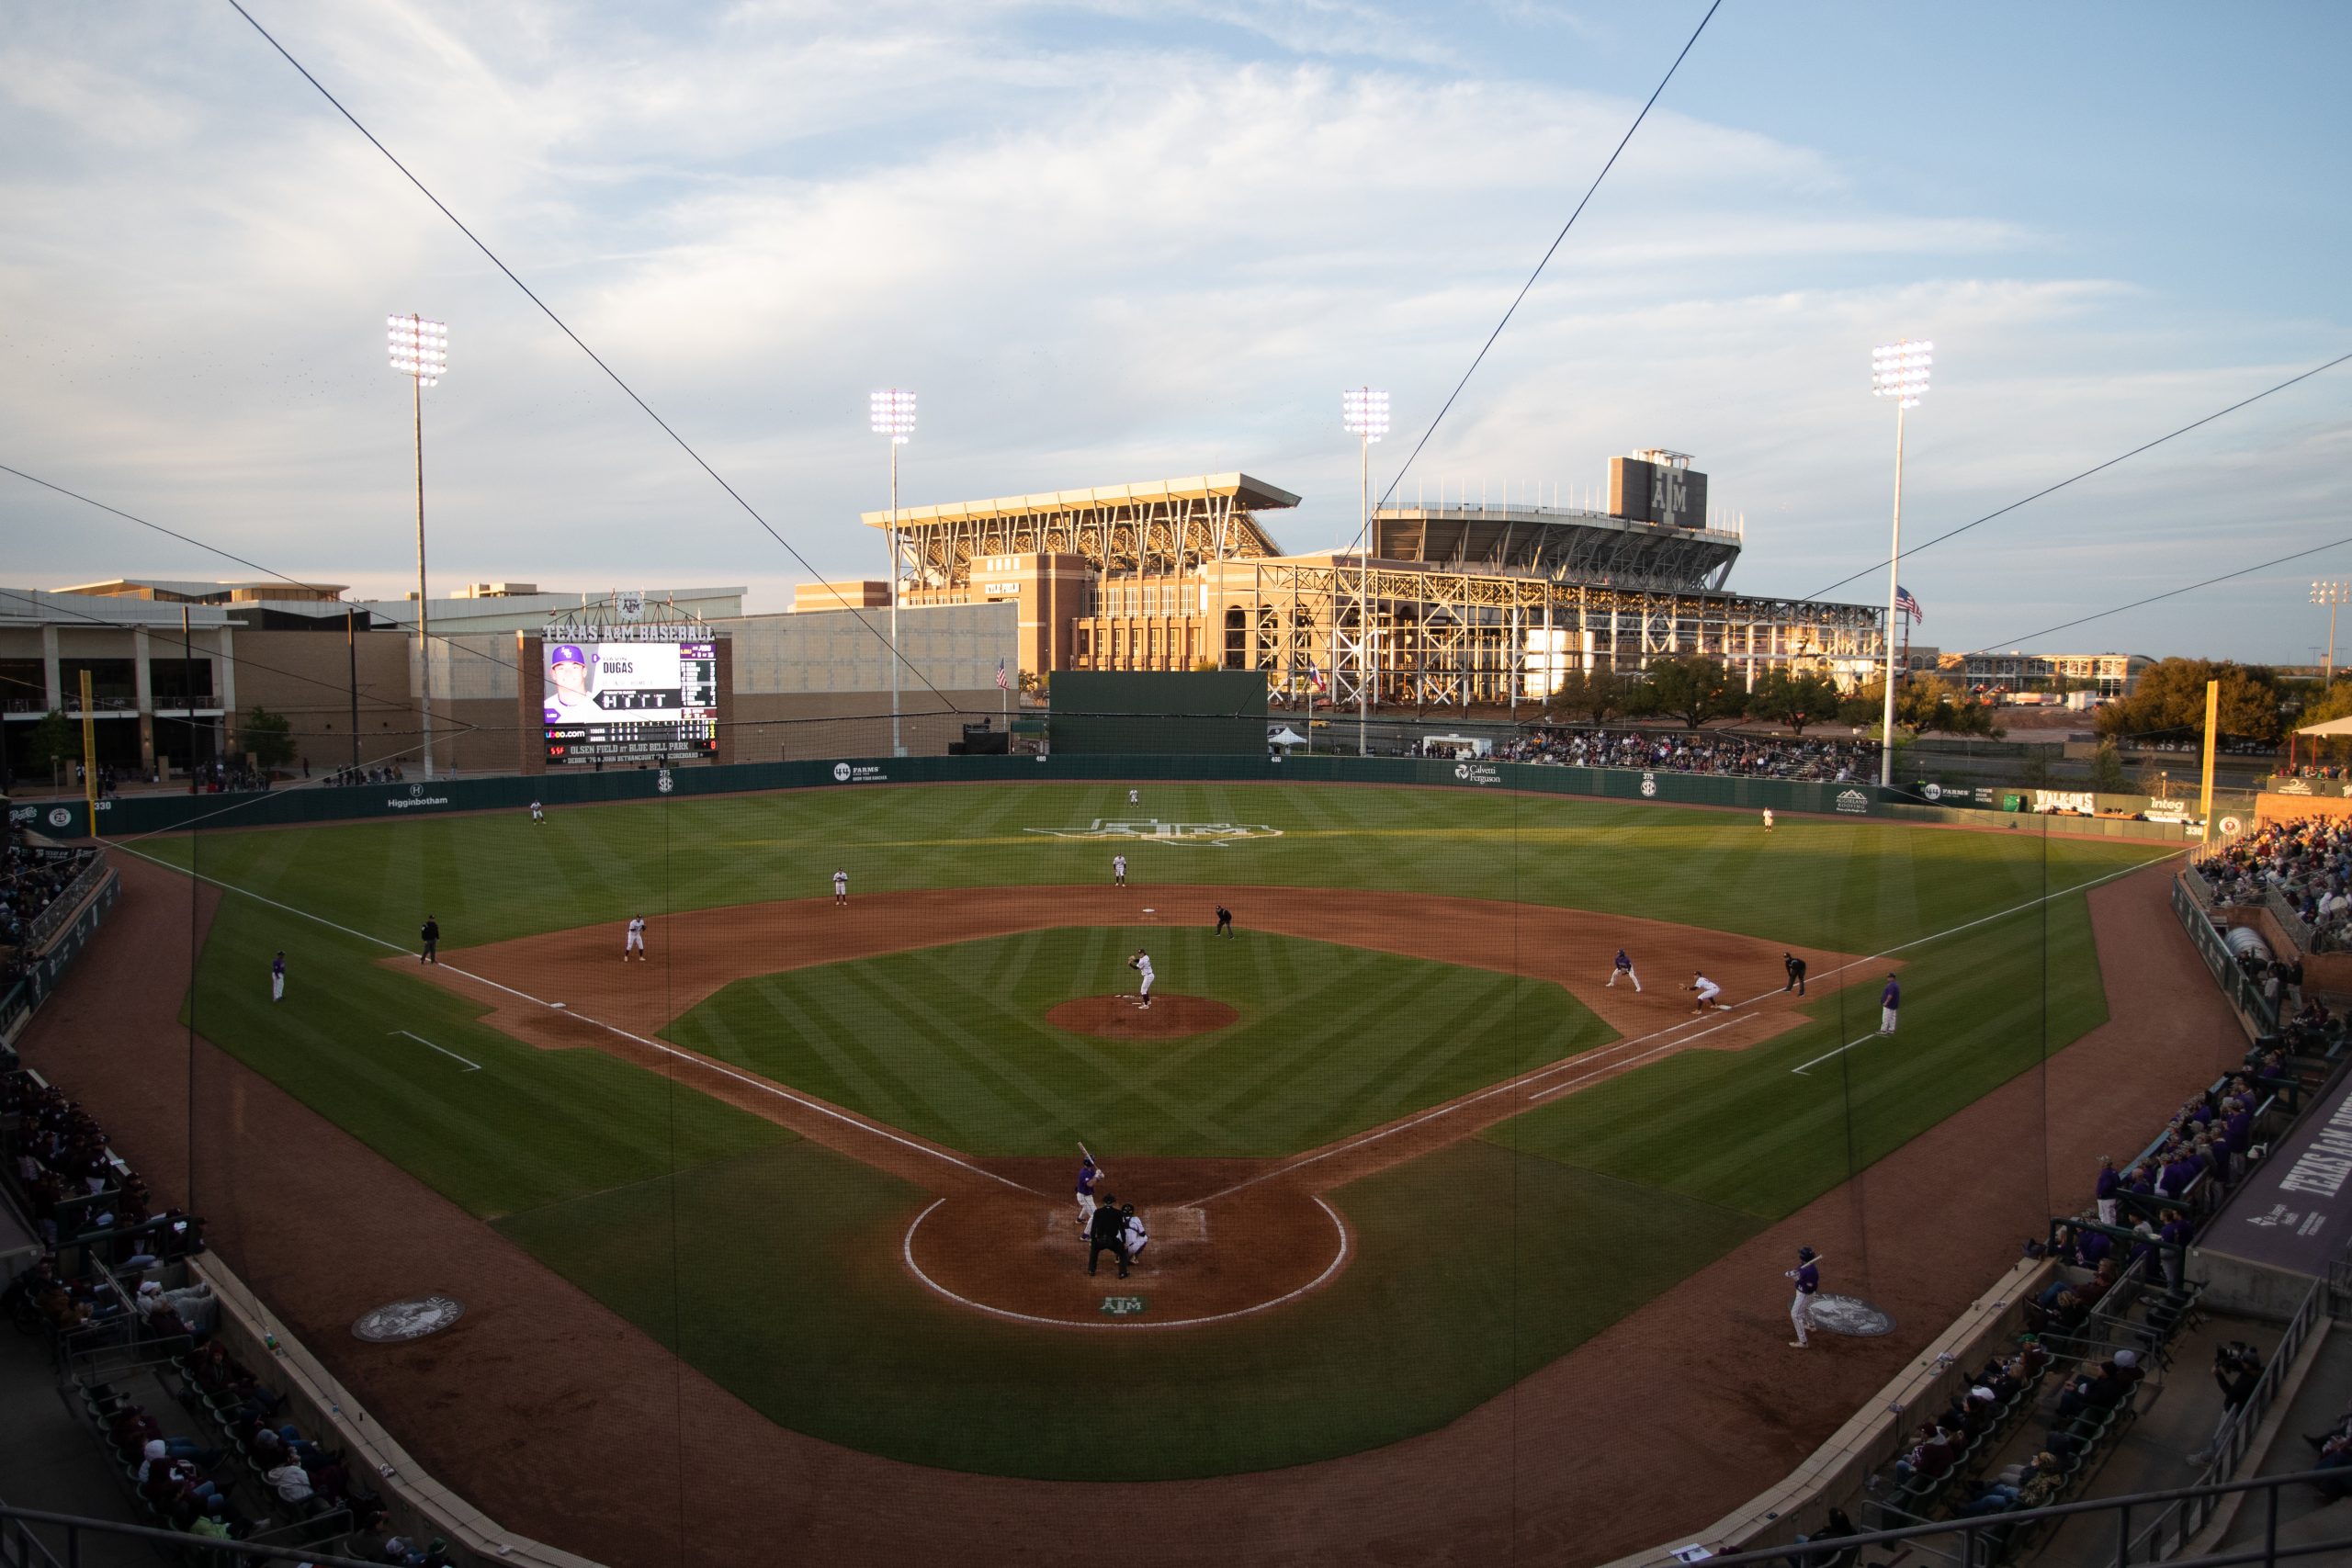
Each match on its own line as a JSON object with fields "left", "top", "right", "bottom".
{"left": 1606, "top": 948, "right": 1641, "bottom": 992}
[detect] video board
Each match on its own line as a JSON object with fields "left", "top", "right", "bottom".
{"left": 542, "top": 639, "right": 718, "bottom": 764}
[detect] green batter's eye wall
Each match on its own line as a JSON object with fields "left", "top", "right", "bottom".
{"left": 1046, "top": 670, "right": 1270, "bottom": 756}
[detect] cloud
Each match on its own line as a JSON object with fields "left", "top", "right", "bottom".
{"left": 1, "top": 0, "right": 2343, "bottom": 667}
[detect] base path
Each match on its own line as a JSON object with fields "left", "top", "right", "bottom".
{"left": 17, "top": 856, "right": 2233, "bottom": 1568}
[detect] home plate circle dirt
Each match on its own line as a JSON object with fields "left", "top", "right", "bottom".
{"left": 902, "top": 1169, "right": 1347, "bottom": 1327}
{"left": 1044, "top": 994, "right": 1238, "bottom": 1040}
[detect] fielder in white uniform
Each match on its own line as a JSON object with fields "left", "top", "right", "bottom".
{"left": 1130, "top": 949, "right": 1155, "bottom": 1009}
{"left": 530, "top": 799, "right": 545, "bottom": 824}
{"left": 832, "top": 869, "right": 848, "bottom": 907}
{"left": 625, "top": 915, "right": 647, "bottom": 961}
{"left": 1113, "top": 853, "right": 1128, "bottom": 887}
{"left": 1127, "top": 788, "right": 1139, "bottom": 805}
{"left": 1122, "top": 1206, "right": 1148, "bottom": 1263}
{"left": 1761, "top": 807, "right": 1774, "bottom": 831}
{"left": 1687, "top": 972, "right": 1724, "bottom": 1012}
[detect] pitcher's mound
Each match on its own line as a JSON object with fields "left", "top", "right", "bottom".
{"left": 1046, "top": 994, "right": 1238, "bottom": 1040}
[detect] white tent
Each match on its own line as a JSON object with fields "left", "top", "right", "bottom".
{"left": 1266, "top": 727, "right": 1309, "bottom": 749}
{"left": 2298, "top": 716, "right": 2352, "bottom": 737}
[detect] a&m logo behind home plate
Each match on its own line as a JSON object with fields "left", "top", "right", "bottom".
{"left": 1024, "top": 818, "right": 1283, "bottom": 848}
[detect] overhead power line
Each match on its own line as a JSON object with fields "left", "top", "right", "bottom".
{"left": 1368, "top": 0, "right": 1724, "bottom": 531}
{"left": 1953, "top": 533, "right": 2352, "bottom": 660}
{"left": 218, "top": 0, "right": 965, "bottom": 715}
{"left": 1805, "top": 348, "right": 2352, "bottom": 602}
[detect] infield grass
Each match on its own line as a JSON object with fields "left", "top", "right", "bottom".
{"left": 664, "top": 927, "right": 1617, "bottom": 1157}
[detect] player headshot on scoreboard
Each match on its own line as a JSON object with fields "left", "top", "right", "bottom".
{"left": 544, "top": 644, "right": 603, "bottom": 724}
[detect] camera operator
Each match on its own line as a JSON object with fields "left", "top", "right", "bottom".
{"left": 2187, "top": 1341, "right": 2264, "bottom": 1466}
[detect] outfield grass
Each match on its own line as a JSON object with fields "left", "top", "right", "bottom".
{"left": 132, "top": 782, "right": 2176, "bottom": 1478}
{"left": 663, "top": 927, "right": 1617, "bottom": 1157}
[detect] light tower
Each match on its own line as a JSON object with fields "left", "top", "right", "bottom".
{"left": 388, "top": 314, "right": 448, "bottom": 778}
{"left": 1341, "top": 388, "right": 1389, "bottom": 757}
{"left": 870, "top": 389, "right": 917, "bottom": 757}
{"left": 2313, "top": 581, "right": 2351, "bottom": 687}
{"left": 1870, "top": 339, "right": 1930, "bottom": 788}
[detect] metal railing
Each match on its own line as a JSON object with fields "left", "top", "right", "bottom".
{"left": 2104, "top": 1278, "right": 2325, "bottom": 1566}
{"left": 0, "top": 1507, "right": 387, "bottom": 1568}
{"left": 1684, "top": 1468, "right": 2352, "bottom": 1568}
{"left": 2169, "top": 873, "right": 2280, "bottom": 1034}
{"left": 24, "top": 853, "right": 107, "bottom": 950}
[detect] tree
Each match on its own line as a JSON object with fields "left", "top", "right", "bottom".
{"left": 1634, "top": 655, "right": 1740, "bottom": 729}
{"left": 239, "top": 705, "right": 296, "bottom": 770}
{"left": 2086, "top": 740, "right": 2132, "bottom": 795}
{"left": 1551, "top": 666, "right": 1633, "bottom": 727}
{"left": 2094, "top": 659, "right": 2282, "bottom": 745}
{"left": 2293, "top": 677, "right": 2352, "bottom": 761}
{"left": 1840, "top": 675, "right": 2001, "bottom": 739}
{"left": 25, "top": 708, "right": 76, "bottom": 773}
{"left": 1747, "top": 669, "right": 1844, "bottom": 734}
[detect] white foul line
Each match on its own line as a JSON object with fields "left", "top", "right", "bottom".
{"left": 1191, "top": 849, "right": 2177, "bottom": 1206}
{"left": 388, "top": 1030, "right": 481, "bottom": 1072}
{"left": 899, "top": 1194, "right": 1351, "bottom": 1331}
{"left": 1788, "top": 1030, "right": 1886, "bottom": 1077}
{"left": 118, "top": 844, "right": 1041, "bottom": 1198}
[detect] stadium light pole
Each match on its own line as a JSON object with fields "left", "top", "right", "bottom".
{"left": 871, "top": 389, "right": 917, "bottom": 758}
{"left": 1342, "top": 388, "right": 1389, "bottom": 757}
{"left": 2312, "top": 581, "right": 2350, "bottom": 687}
{"left": 1870, "top": 340, "right": 1930, "bottom": 788}
{"left": 388, "top": 314, "right": 448, "bottom": 780}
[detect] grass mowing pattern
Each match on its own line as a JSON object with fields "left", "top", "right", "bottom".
{"left": 187, "top": 891, "right": 790, "bottom": 1221}
{"left": 663, "top": 927, "right": 1617, "bottom": 1158}
{"left": 493, "top": 1135, "right": 1762, "bottom": 1478}
{"left": 139, "top": 784, "right": 2172, "bottom": 1476}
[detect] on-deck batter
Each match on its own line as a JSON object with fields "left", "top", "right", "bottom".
{"left": 1785, "top": 1245, "right": 1821, "bottom": 1348}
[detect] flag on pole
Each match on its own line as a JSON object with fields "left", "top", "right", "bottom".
{"left": 1894, "top": 586, "right": 1924, "bottom": 624}
{"left": 995, "top": 658, "right": 1010, "bottom": 691}
{"left": 1306, "top": 658, "right": 1328, "bottom": 693}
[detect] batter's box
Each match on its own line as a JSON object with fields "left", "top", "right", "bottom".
{"left": 1045, "top": 1204, "right": 1209, "bottom": 1246}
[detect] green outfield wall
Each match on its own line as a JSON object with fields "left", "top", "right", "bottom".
{"left": 1047, "top": 671, "right": 1268, "bottom": 755}
{"left": 28, "top": 753, "right": 2203, "bottom": 844}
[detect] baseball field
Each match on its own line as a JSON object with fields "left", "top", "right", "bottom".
{"left": 125, "top": 780, "right": 2173, "bottom": 1483}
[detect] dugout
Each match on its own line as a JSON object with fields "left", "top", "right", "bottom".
{"left": 1048, "top": 671, "right": 1266, "bottom": 755}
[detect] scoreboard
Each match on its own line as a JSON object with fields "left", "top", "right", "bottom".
{"left": 542, "top": 638, "right": 719, "bottom": 764}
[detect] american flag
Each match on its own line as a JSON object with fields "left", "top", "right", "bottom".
{"left": 1894, "top": 586, "right": 1924, "bottom": 624}
{"left": 995, "top": 658, "right": 1010, "bottom": 691}
{"left": 1306, "top": 659, "right": 1328, "bottom": 692}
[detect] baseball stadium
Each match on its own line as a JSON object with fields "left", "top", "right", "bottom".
{"left": 9, "top": 9, "right": 2352, "bottom": 1568}
{"left": 19, "top": 682, "right": 2334, "bottom": 1568}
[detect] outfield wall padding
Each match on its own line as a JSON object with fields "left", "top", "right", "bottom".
{"left": 30, "top": 753, "right": 2203, "bottom": 843}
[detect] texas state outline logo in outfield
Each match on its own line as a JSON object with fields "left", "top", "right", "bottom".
{"left": 1023, "top": 818, "right": 1283, "bottom": 847}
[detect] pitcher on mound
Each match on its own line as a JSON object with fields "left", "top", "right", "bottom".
{"left": 1129, "top": 949, "right": 1155, "bottom": 1010}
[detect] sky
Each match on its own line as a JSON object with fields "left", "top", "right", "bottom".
{"left": 3, "top": 0, "right": 2347, "bottom": 662}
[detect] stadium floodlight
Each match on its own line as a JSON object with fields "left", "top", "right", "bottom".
{"left": 1870, "top": 340, "right": 1930, "bottom": 787}
{"left": 871, "top": 389, "right": 917, "bottom": 757}
{"left": 388, "top": 314, "right": 449, "bottom": 778}
{"left": 2313, "top": 581, "right": 2352, "bottom": 686}
{"left": 1342, "top": 389, "right": 1389, "bottom": 755}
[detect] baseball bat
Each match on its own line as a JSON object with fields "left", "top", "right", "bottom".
{"left": 1079, "top": 1140, "right": 1099, "bottom": 1173}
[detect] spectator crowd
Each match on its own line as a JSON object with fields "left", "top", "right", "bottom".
{"left": 3, "top": 825, "right": 99, "bottom": 967}
{"left": 1461, "top": 727, "right": 1875, "bottom": 781}
{"left": 2199, "top": 814, "right": 2352, "bottom": 951}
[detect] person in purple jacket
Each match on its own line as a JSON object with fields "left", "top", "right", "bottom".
{"left": 2096, "top": 1155, "right": 2120, "bottom": 1225}
{"left": 1878, "top": 974, "right": 1901, "bottom": 1036}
